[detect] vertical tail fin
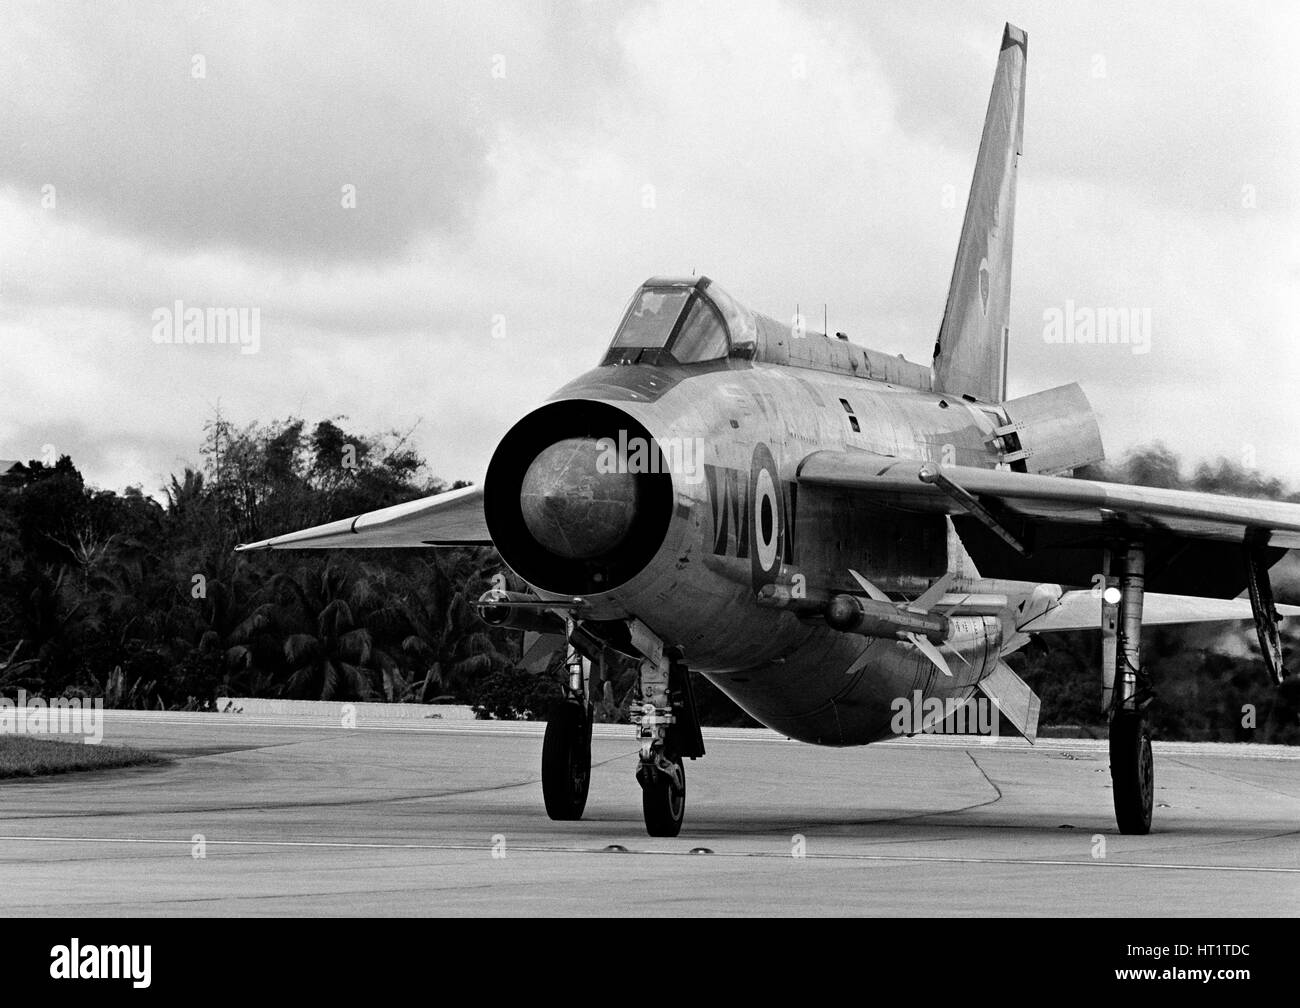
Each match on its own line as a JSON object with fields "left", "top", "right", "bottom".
{"left": 932, "top": 23, "right": 1027, "bottom": 404}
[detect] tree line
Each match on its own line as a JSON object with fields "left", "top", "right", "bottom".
{"left": 0, "top": 417, "right": 521, "bottom": 713}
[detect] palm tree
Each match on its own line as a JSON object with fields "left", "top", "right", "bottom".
{"left": 272, "top": 565, "right": 398, "bottom": 701}
{"left": 212, "top": 593, "right": 285, "bottom": 699}
{"left": 398, "top": 550, "right": 516, "bottom": 703}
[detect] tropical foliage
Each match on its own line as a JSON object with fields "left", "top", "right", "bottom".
{"left": 0, "top": 416, "right": 525, "bottom": 712}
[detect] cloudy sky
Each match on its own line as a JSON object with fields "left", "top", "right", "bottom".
{"left": 3, "top": 0, "right": 1299, "bottom": 498}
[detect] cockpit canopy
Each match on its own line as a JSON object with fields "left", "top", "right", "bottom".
{"left": 603, "top": 276, "right": 757, "bottom": 367}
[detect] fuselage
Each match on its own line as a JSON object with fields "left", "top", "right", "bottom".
{"left": 554, "top": 360, "right": 1005, "bottom": 745}
{"left": 485, "top": 279, "right": 1020, "bottom": 745}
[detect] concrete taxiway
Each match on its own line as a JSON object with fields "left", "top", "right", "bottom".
{"left": 0, "top": 710, "right": 1296, "bottom": 916}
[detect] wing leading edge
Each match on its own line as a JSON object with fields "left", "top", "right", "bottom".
{"left": 235, "top": 484, "right": 491, "bottom": 551}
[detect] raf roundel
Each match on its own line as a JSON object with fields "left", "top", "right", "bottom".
{"left": 748, "top": 442, "right": 783, "bottom": 591}
{"left": 754, "top": 468, "right": 779, "bottom": 571}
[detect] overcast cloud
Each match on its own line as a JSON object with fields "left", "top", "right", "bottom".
{"left": 2, "top": 0, "right": 1298, "bottom": 496}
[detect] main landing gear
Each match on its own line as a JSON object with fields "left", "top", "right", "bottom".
{"left": 1098, "top": 540, "right": 1288, "bottom": 834}
{"left": 541, "top": 646, "right": 592, "bottom": 821}
{"left": 542, "top": 700, "right": 591, "bottom": 820}
{"left": 1102, "top": 542, "right": 1154, "bottom": 834}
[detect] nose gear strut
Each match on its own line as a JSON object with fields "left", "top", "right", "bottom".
{"left": 629, "top": 619, "right": 705, "bottom": 837}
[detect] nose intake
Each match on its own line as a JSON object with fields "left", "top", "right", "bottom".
{"left": 484, "top": 399, "right": 675, "bottom": 597}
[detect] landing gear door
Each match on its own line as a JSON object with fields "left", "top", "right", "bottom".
{"left": 1245, "top": 544, "right": 1287, "bottom": 686}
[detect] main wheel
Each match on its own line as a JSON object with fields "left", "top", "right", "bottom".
{"left": 542, "top": 702, "right": 590, "bottom": 821}
{"left": 1110, "top": 711, "right": 1154, "bottom": 835}
{"left": 640, "top": 752, "right": 686, "bottom": 838}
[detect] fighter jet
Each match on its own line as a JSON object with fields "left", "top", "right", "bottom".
{"left": 239, "top": 24, "right": 1300, "bottom": 838}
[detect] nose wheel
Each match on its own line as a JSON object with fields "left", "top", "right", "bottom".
{"left": 637, "top": 750, "right": 686, "bottom": 837}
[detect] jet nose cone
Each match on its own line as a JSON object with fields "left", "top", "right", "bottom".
{"left": 520, "top": 437, "right": 638, "bottom": 560}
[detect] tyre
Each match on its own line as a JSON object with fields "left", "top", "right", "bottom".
{"left": 542, "top": 702, "right": 590, "bottom": 821}
{"left": 1110, "top": 712, "right": 1154, "bottom": 835}
{"left": 640, "top": 752, "right": 686, "bottom": 838}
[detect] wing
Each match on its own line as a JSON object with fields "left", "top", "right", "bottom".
{"left": 235, "top": 484, "right": 490, "bottom": 551}
{"left": 798, "top": 451, "right": 1300, "bottom": 596}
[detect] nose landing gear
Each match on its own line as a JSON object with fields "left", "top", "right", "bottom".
{"left": 630, "top": 620, "right": 705, "bottom": 838}
{"left": 637, "top": 749, "right": 686, "bottom": 837}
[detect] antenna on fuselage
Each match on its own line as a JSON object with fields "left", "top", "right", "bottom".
{"left": 824, "top": 304, "right": 828, "bottom": 339}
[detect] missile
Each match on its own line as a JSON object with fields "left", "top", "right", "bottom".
{"left": 824, "top": 593, "right": 950, "bottom": 644}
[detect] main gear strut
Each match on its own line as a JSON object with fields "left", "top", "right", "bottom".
{"left": 1103, "top": 542, "right": 1154, "bottom": 835}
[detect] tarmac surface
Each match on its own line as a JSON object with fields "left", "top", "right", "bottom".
{"left": 0, "top": 710, "right": 1297, "bottom": 916}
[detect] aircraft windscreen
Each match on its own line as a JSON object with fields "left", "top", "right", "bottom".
{"left": 671, "top": 298, "right": 728, "bottom": 363}
{"left": 610, "top": 288, "right": 691, "bottom": 348}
